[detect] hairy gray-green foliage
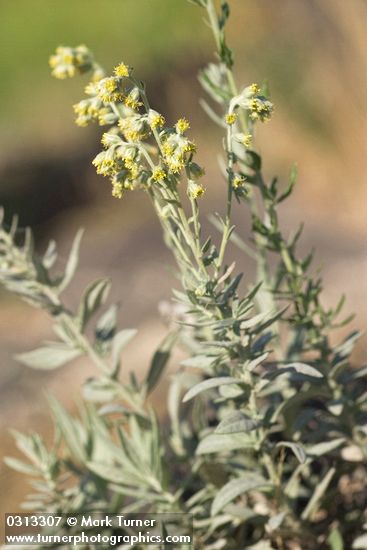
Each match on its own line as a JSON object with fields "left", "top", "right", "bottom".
{"left": 1, "top": 1, "right": 367, "bottom": 549}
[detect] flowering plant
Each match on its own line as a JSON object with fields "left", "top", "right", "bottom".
{"left": 2, "top": 1, "right": 367, "bottom": 548}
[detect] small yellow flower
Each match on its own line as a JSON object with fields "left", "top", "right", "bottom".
{"left": 97, "top": 77, "right": 124, "bottom": 103}
{"left": 114, "top": 62, "right": 130, "bottom": 78}
{"left": 98, "top": 107, "right": 114, "bottom": 125}
{"left": 249, "top": 83, "right": 260, "bottom": 95}
{"left": 162, "top": 143, "right": 175, "bottom": 157}
{"left": 183, "top": 141, "right": 196, "bottom": 153}
{"left": 243, "top": 134, "right": 252, "bottom": 148}
{"left": 124, "top": 95, "right": 141, "bottom": 110}
{"left": 175, "top": 118, "right": 190, "bottom": 134}
{"left": 149, "top": 112, "right": 165, "bottom": 129}
{"left": 84, "top": 82, "right": 100, "bottom": 96}
{"left": 188, "top": 180, "right": 205, "bottom": 199}
{"left": 232, "top": 175, "right": 246, "bottom": 189}
{"left": 152, "top": 168, "right": 166, "bottom": 182}
{"left": 225, "top": 113, "right": 237, "bottom": 125}
{"left": 112, "top": 182, "right": 124, "bottom": 199}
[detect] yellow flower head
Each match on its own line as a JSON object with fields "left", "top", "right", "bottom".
{"left": 98, "top": 107, "right": 116, "bottom": 126}
{"left": 175, "top": 118, "right": 190, "bottom": 134}
{"left": 225, "top": 113, "right": 237, "bottom": 126}
{"left": 232, "top": 175, "right": 246, "bottom": 189}
{"left": 114, "top": 62, "right": 130, "bottom": 78}
{"left": 97, "top": 77, "right": 124, "bottom": 103}
{"left": 243, "top": 134, "right": 252, "bottom": 148}
{"left": 49, "top": 45, "right": 93, "bottom": 79}
{"left": 162, "top": 142, "right": 175, "bottom": 157}
{"left": 84, "top": 82, "right": 98, "bottom": 96}
{"left": 112, "top": 182, "right": 124, "bottom": 199}
{"left": 249, "top": 83, "right": 260, "bottom": 95}
{"left": 188, "top": 180, "right": 205, "bottom": 199}
{"left": 149, "top": 111, "right": 165, "bottom": 130}
{"left": 124, "top": 95, "right": 141, "bottom": 111}
{"left": 152, "top": 168, "right": 166, "bottom": 182}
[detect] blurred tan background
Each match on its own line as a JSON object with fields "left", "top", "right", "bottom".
{"left": 1, "top": 0, "right": 367, "bottom": 523}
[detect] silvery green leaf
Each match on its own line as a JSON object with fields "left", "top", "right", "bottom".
{"left": 58, "top": 228, "right": 84, "bottom": 292}
{"left": 307, "top": 438, "right": 345, "bottom": 457}
{"left": 266, "top": 512, "right": 286, "bottom": 532}
{"left": 247, "top": 352, "right": 269, "bottom": 371}
{"left": 196, "top": 433, "right": 255, "bottom": 455}
{"left": 4, "top": 457, "right": 39, "bottom": 476}
{"left": 48, "top": 396, "right": 86, "bottom": 464}
{"left": 98, "top": 403, "right": 130, "bottom": 416}
{"left": 333, "top": 330, "right": 363, "bottom": 364}
{"left": 180, "top": 355, "right": 216, "bottom": 369}
{"left": 15, "top": 344, "right": 82, "bottom": 370}
{"left": 327, "top": 399, "right": 344, "bottom": 416}
{"left": 264, "top": 362, "right": 323, "bottom": 380}
{"left": 276, "top": 441, "right": 307, "bottom": 464}
{"left": 286, "top": 362, "right": 324, "bottom": 378}
{"left": 215, "top": 411, "right": 261, "bottom": 434}
{"left": 183, "top": 377, "right": 242, "bottom": 403}
{"left": 82, "top": 378, "right": 118, "bottom": 402}
{"left": 42, "top": 239, "right": 57, "bottom": 269}
{"left": 112, "top": 329, "right": 137, "bottom": 370}
{"left": 78, "top": 277, "right": 111, "bottom": 330}
{"left": 218, "top": 383, "right": 246, "bottom": 399}
{"left": 352, "top": 534, "right": 367, "bottom": 549}
{"left": 341, "top": 445, "right": 364, "bottom": 462}
{"left": 87, "top": 461, "right": 138, "bottom": 485}
{"left": 240, "top": 311, "right": 268, "bottom": 330}
{"left": 95, "top": 303, "right": 118, "bottom": 342}
{"left": 301, "top": 467, "right": 336, "bottom": 520}
{"left": 10, "top": 430, "right": 40, "bottom": 464}
{"left": 211, "top": 474, "right": 272, "bottom": 516}
{"left": 327, "top": 527, "right": 344, "bottom": 550}
{"left": 145, "top": 332, "right": 177, "bottom": 394}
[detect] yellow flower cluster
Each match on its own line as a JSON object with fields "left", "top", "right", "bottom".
{"left": 152, "top": 168, "right": 166, "bottom": 182}
{"left": 114, "top": 62, "right": 130, "bottom": 78}
{"left": 175, "top": 118, "right": 190, "bottom": 134}
{"left": 228, "top": 82, "right": 274, "bottom": 127}
{"left": 92, "top": 136, "right": 144, "bottom": 199}
{"left": 118, "top": 115, "right": 150, "bottom": 142}
{"left": 225, "top": 113, "right": 237, "bottom": 126}
{"left": 249, "top": 98, "right": 273, "bottom": 122}
{"left": 51, "top": 48, "right": 206, "bottom": 200}
{"left": 188, "top": 180, "right": 205, "bottom": 199}
{"left": 232, "top": 174, "right": 246, "bottom": 189}
{"left": 97, "top": 77, "right": 124, "bottom": 103}
{"left": 161, "top": 124, "right": 196, "bottom": 175}
{"left": 149, "top": 111, "right": 166, "bottom": 130}
{"left": 49, "top": 45, "right": 93, "bottom": 79}
{"left": 73, "top": 98, "right": 102, "bottom": 127}
{"left": 242, "top": 134, "right": 252, "bottom": 147}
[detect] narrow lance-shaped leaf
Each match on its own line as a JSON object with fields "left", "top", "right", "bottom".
{"left": 276, "top": 441, "right": 307, "bottom": 464}
{"left": 58, "top": 229, "right": 84, "bottom": 292}
{"left": 215, "top": 411, "right": 261, "bottom": 434}
{"left": 301, "top": 467, "right": 336, "bottom": 520}
{"left": 15, "top": 344, "right": 82, "bottom": 370}
{"left": 182, "top": 377, "right": 243, "bottom": 403}
{"left": 48, "top": 396, "right": 86, "bottom": 464}
{"left": 211, "top": 474, "right": 272, "bottom": 516}
{"left": 145, "top": 332, "right": 177, "bottom": 394}
{"left": 112, "top": 329, "right": 138, "bottom": 373}
{"left": 196, "top": 433, "right": 255, "bottom": 455}
{"left": 78, "top": 277, "right": 111, "bottom": 330}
